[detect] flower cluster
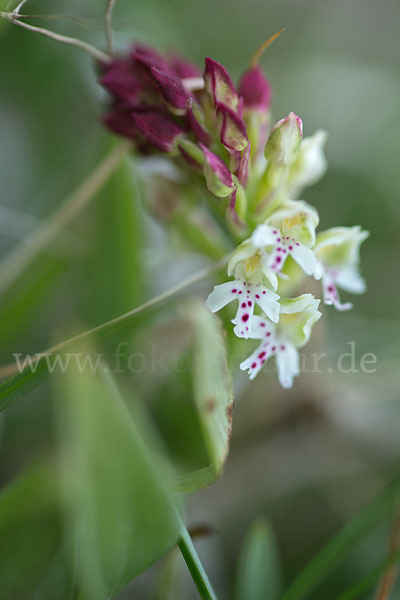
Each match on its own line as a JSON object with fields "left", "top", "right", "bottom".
{"left": 100, "top": 42, "right": 369, "bottom": 388}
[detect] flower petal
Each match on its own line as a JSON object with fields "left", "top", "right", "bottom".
{"left": 279, "top": 294, "right": 321, "bottom": 347}
{"left": 257, "top": 254, "right": 277, "bottom": 290}
{"left": 199, "top": 143, "right": 234, "bottom": 197}
{"left": 216, "top": 103, "right": 249, "bottom": 152}
{"left": 243, "top": 314, "right": 276, "bottom": 339}
{"left": 266, "top": 199, "right": 319, "bottom": 248}
{"left": 275, "top": 341, "right": 300, "bottom": 388}
{"left": 322, "top": 274, "right": 352, "bottom": 311}
{"left": 290, "top": 242, "right": 317, "bottom": 276}
{"left": 227, "top": 240, "right": 257, "bottom": 277}
{"left": 314, "top": 226, "right": 369, "bottom": 268}
{"left": 205, "top": 280, "right": 244, "bottom": 313}
{"left": 240, "top": 342, "right": 274, "bottom": 380}
{"left": 131, "top": 110, "right": 184, "bottom": 153}
{"left": 204, "top": 58, "right": 239, "bottom": 111}
{"left": 251, "top": 224, "right": 277, "bottom": 248}
{"left": 287, "top": 130, "right": 328, "bottom": 197}
{"left": 336, "top": 266, "right": 366, "bottom": 294}
{"left": 231, "top": 293, "right": 256, "bottom": 338}
{"left": 255, "top": 286, "right": 280, "bottom": 323}
{"left": 150, "top": 66, "right": 189, "bottom": 114}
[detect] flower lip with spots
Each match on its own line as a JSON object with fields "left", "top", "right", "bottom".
{"left": 238, "top": 315, "right": 300, "bottom": 387}
{"left": 238, "top": 294, "right": 321, "bottom": 387}
{"left": 205, "top": 279, "right": 280, "bottom": 339}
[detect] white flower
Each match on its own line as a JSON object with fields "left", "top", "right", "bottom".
{"left": 205, "top": 279, "right": 280, "bottom": 338}
{"left": 239, "top": 294, "right": 321, "bottom": 387}
{"left": 228, "top": 200, "right": 320, "bottom": 290}
{"left": 314, "top": 226, "right": 369, "bottom": 311}
{"left": 286, "top": 130, "right": 328, "bottom": 198}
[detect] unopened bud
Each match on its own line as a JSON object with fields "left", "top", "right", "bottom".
{"left": 265, "top": 112, "right": 303, "bottom": 166}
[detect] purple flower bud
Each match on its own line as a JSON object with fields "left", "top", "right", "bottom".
{"left": 216, "top": 103, "right": 249, "bottom": 151}
{"left": 204, "top": 58, "right": 239, "bottom": 111}
{"left": 130, "top": 43, "right": 167, "bottom": 71}
{"left": 199, "top": 143, "right": 235, "bottom": 197}
{"left": 102, "top": 106, "right": 139, "bottom": 138}
{"left": 131, "top": 110, "right": 184, "bottom": 153}
{"left": 99, "top": 59, "right": 142, "bottom": 107}
{"left": 169, "top": 54, "right": 201, "bottom": 79}
{"left": 150, "top": 66, "right": 189, "bottom": 115}
{"left": 238, "top": 66, "right": 271, "bottom": 112}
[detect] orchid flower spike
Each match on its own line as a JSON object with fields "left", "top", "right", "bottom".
{"left": 99, "top": 42, "right": 368, "bottom": 391}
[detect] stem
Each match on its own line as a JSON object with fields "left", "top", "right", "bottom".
{"left": 0, "top": 140, "right": 131, "bottom": 296}
{"left": 250, "top": 28, "right": 285, "bottom": 68}
{"left": 0, "top": 254, "right": 229, "bottom": 380}
{"left": 105, "top": 0, "right": 117, "bottom": 55}
{"left": 178, "top": 524, "right": 218, "bottom": 600}
{"left": 0, "top": 10, "right": 111, "bottom": 63}
{"left": 12, "top": 0, "right": 29, "bottom": 14}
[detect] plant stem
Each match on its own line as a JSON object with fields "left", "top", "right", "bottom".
{"left": 178, "top": 524, "right": 218, "bottom": 600}
{"left": 0, "top": 140, "right": 131, "bottom": 296}
{"left": 105, "top": 0, "right": 117, "bottom": 55}
{"left": 0, "top": 10, "right": 111, "bottom": 63}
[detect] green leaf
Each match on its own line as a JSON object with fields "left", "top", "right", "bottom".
{"left": 81, "top": 150, "right": 145, "bottom": 327}
{"left": 55, "top": 352, "right": 181, "bottom": 599}
{"left": 0, "top": 463, "right": 63, "bottom": 600}
{"left": 180, "top": 300, "right": 234, "bottom": 489}
{"left": 0, "top": 254, "right": 65, "bottom": 354}
{"left": 331, "top": 547, "right": 400, "bottom": 600}
{"left": 234, "top": 518, "right": 283, "bottom": 600}
{"left": 281, "top": 478, "right": 400, "bottom": 600}
{"left": 0, "top": 358, "right": 50, "bottom": 411}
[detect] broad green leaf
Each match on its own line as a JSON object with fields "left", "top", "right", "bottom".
{"left": 0, "top": 463, "right": 63, "bottom": 600}
{"left": 281, "top": 478, "right": 400, "bottom": 600}
{"left": 81, "top": 150, "right": 145, "bottom": 328}
{"left": 55, "top": 352, "right": 180, "bottom": 600}
{"left": 181, "top": 300, "right": 233, "bottom": 488}
{"left": 0, "top": 255, "right": 65, "bottom": 355}
{"left": 235, "top": 518, "right": 283, "bottom": 600}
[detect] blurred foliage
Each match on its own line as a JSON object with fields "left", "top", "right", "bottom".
{"left": 234, "top": 518, "right": 283, "bottom": 600}
{"left": 0, "top": 0, "right": 400, "bottom": 598}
